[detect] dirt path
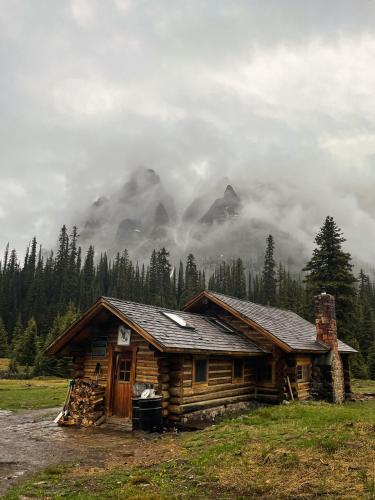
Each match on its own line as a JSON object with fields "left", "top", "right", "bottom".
{"left": 0, "top": 408, "right": 180, "bottom": 497}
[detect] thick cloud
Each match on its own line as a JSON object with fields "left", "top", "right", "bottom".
{"left": 1, "top": 0, "right": 375, "bottom": 266}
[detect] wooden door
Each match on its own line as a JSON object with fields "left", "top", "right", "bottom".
{"left": 112, "top": 351, "right": 133, "bottom": 418}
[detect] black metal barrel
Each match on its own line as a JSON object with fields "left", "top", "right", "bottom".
{"left": 132, "top": 398, "right": 141, "bottom": 430}
{"left": 138, "top": 397, "right": 163, "bottom": 432}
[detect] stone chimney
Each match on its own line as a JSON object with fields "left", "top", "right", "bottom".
{"left": 314, "top": 293, "right": 345, "bottom": 403}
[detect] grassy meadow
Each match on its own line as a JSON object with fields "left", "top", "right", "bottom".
{"left": 4, "top": 399, "right": 375, "bottom": 499}
{"left": 352, "top": 378, "right": 375, "bottom": 395}
{"left": 1, "top": 375, "right": 374, "bottom": 498}
{"left": 0, "top": 377, "right": 68, "bottom": 410}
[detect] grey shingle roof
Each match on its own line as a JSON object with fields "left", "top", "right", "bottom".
{"left": 208, "top": 292, "right": 357, "bottom": 354}
{"left": 104, "top": 297, "right": 264, "bottom": 354}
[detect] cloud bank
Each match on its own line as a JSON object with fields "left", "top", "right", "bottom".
{"left": 1, "top": 1, "right": 375, "bottom": 266}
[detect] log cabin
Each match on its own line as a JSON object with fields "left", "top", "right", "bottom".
{"left": 45, "top": 291, "right": 356, "bottom": 427}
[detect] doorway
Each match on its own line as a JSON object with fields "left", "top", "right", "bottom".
{"left": 112, "top": 351, "right": 133, "bottom": 418}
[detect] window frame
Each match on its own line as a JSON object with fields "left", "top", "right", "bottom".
{"left": 118, "top": 359, "right": 131, "bottom": 382}
{"left": 193, "top": 357, "right": 208, "bottom": 386}
{"left": 296, "top": 363, "right": 311, "bottom": 382}
{"left": 232, "top": 358, "right": 244, "bottom": 382}
{"left": 91, "top": 337, "right": 107, "bottom": 357}
{"left": 256, "top": 360, "right": 275, "bottom": 386}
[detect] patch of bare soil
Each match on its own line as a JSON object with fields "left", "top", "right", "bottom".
{"left": 0, "top": 408, "right": 180, "bottom": 496}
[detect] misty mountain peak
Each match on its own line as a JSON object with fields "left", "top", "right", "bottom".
{"left": 120, "top": 167, "right": 161, "bottom": 202}
{"left": 224, "top": 184, "right": 239, "bottom": 201}
{"left": 92, "top": 196, "right": 108, "bottom": 208}
{"left": 154, "top": 202, "right": 170, "bottom": 226}
{"left": 199, "top": 184, "right": 242, "bottom": 224}
{"left": 144, "top": 168, "right": 161, "bottom": 186}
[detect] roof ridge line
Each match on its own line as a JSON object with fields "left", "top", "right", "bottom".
{"left": 209, "top": 291, "right": 300, "bottom": 314}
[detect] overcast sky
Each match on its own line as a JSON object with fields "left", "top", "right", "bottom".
{"left": 1, "top": 0, "right": 375, "bottom": 263}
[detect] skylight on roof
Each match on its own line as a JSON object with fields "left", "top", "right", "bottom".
{"left": 162, "top": 311, "right": 194, "bottom": 329}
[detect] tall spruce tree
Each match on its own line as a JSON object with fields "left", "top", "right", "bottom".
{"left": 55, "top": 225, "right": 70, "bottom": 308}
{"left": 233, "top": 258, "right": 247, "bottom": 299}
{"left": 15, "top": 317, "right": 38, "bottom": 366}
{"left": 368, "top": 340, "right": 375, "bottom": 380}
{"left": 156, "top": 248, "right": 176, "bottom": 308}
{"left": 11, "top": 315, "right": 23, "bottom": 354}
{"left": 303, "top": 216, "right": 356, "bottom": 340}
{"left": 148, "top": 250, "right": 160, "bottom": 305}
{"left": 80, "top": 245, "right": 95, "bottom": 309}
{"left": 181, "top": 253, "right": 199, "bottom": 305}
{"left": 176, "top": 261, "right": 184, "bottom": 307}
{"left": 0, "top": 317, "right": 9, "bottom": 357}
{"left": 34, "top": 303, "right": 79, "bottom": 376}
{"left": 262, "top": 235, "right": 277, "bottom": 306}
{"left": 357, "top": 300, "right": 375, "bottom": 357}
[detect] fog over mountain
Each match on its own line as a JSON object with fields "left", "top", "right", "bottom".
{"left": 78, "top": 167, "right": 306, "bottom": 270}
{"left": 1, "top": 1, "right": 375, "bottom": 268}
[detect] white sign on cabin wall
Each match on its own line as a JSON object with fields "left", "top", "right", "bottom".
{"left": 117, "top": 324, "right": 131, "bottom": 346}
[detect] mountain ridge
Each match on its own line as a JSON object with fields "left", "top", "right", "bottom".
{"left": 78, "top": 167, "right": 307, "bottom": 270}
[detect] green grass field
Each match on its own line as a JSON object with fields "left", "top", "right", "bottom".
{"left": 352, "top": 378, "right": 375, "bottom": 395}
{"left": 1, "top": 376, "right": 373, "bottom": 412}
{"left": 4, "top": 400, "right": 375, "bottom": 499}
{"left": 0, "top": 378, "right": 68, "bottom": 410}
{"left": 1, "top": 376, "right": 374, "bottom": 498}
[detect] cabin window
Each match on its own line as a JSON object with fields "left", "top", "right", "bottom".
{"left": 297, "top": 364, "right": 310, "bottom": 382}
{"left": 256, "top": 362, "right": 273, "bottom": 383}
{"left": 193, "top": 358, "right": 208, "bottom": 384}
{"left": 91, "top": 337, "right": 107, "bottom": 357}
{"left": 232, "top": 359, "right": 244, "bottom": 381}
{"left": 118, "top": 359, "right": 131, "bottom": 381}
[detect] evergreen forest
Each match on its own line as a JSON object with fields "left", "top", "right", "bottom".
{"left": 0, "top": 216, "right": 374, "bottom": 379}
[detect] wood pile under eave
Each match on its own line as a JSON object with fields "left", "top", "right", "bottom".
{"left": 58, "top": 379, "right": 105, "bottom": 427}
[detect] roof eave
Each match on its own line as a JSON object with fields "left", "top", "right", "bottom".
{"left": 45, "top": 297, "right": 166, "bottom": 356}
{"left": 292, "top": 348, "right": 327, "bottom": 354}
{"left": 161, "top": 346, "right": 265, "bottom": 356}
{"left": 45, "top": 297, "right": 106, "bottom": 355}
{"left": 316, "top": 338, "right": 358, "bottom": 355}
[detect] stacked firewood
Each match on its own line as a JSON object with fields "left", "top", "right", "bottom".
{"left": 59, "top": 379, "right": 106, "bottom": 427}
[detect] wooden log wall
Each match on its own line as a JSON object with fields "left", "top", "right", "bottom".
{"left": 296, "top": 356, "right": 312, "bottom": 401}
{"left": 168, "top": 355, "right": 184, "bottom": 423}
{"left": 255, "top": 349, "right": 284, "bottom": 403}
{"left": 134, "top": 341, "right": 159, "bottom": 385}
{"left": 285, "top": 357, "right": 298, "bottom": 400}
{"left": 285, "top": 355, "right": 312, "bottom": 401}
{"left": 255, "top": 383, "right": 282, "bottom": 403}
{"left": 168, "top": 355, "right": 256, "bottom": 418}
{"left": 296, "top": 381, "right": 311, "bottom": 401}
{"left": 158, "top": 356, "right": 170, "bottom": 418}
{"left": 70, "top": 324, "right": 170, "bottom": 418}
{"left": 75, "top": 326, "right": 160, "bottom": 387}
{"left": 71, "top": 350, "right": 84, "bottom": 379}
{"left": 202, "top": 304, "right": 284, "bottom": 404}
